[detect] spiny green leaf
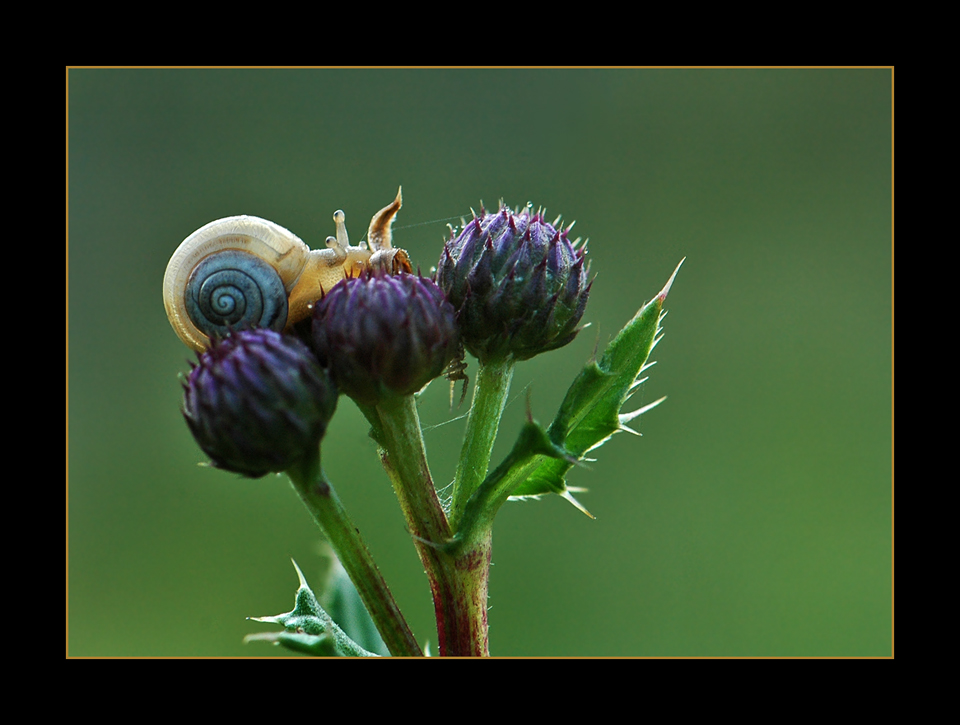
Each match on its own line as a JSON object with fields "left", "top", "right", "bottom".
{"left": 244, "top": 630, "right": 341, "bottom": 656}
{"left": 509, "top": 259, "right": 683, "bottom": 502}
{"left": 245, "top": 559, "right": 379, "bottom": 657}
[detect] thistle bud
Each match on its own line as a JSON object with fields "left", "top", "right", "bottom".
{"left": 311, "top": 271, "right": 461, "bottom": 406}
{"left": 182, "top": 328, "right": 338, "bottom": 478}
{"left": 436, "top": 203, "right": 591, "bottom": 363}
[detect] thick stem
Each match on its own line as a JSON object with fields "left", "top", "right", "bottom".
{"left": 287, "top": 448, "right": 423, "bottom": 657}
{"left": 450, "top": 356, "right": 516, "bottom": 528}
{"left": 375, "top": 394, "right": 490, "bottom": 656}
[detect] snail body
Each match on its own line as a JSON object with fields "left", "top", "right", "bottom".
{"left": 163, "top": 188, "right": 410, "bottom": 351}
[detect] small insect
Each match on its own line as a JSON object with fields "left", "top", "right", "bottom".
{"left": 163, "top": 188, "right": 410, "bottom": 351}
{"left": 443, "top": 343, "right": 469, "bottom": 408}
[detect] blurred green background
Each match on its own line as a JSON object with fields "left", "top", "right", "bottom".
{"left": 67, "top": 68, "right": 892, "bottom": 657}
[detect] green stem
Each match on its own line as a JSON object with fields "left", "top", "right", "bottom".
{"left": 375, "top": 394, "right": 490, "bottom": 656}
{"left": 373, "top": 396, "right": 451, "bottom": 547}
{"left": 450, "top": 356, "right": 516, "bottom": 528}
{"left": 450, "top": 424, "right": 558, "bottom": 554}
{"left": 286, "top": 448, "right": 423, "bottom": 657}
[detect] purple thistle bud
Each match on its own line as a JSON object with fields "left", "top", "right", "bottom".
{"left": 311, "top": 271, "right": 461, "bottom": 406}
{"left": 436, "top": 203, "right": 591, "bottom": 363}
{"left": 182, "top": 328, "right": 338, "bottom": 478}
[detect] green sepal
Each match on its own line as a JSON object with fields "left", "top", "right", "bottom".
{"left": 508, "top": 260, "right": 683, "bottom": 503}
{"left": 245, "top": 559, "right": 379, "bottom": 657}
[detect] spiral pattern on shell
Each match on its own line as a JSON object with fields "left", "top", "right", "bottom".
{"left": 163, "top": 215, "right": 312, "bottom": 352}
{"left": 184, "top": 250, "right": 289, "bottom": 341}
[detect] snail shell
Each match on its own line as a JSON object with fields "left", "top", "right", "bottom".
{"left": 163, "top": 188, "right": 411, "bottom": 352}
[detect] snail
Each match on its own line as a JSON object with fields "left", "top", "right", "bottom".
{"left": 163, "top": 188, "right": 411, "bottom": 351}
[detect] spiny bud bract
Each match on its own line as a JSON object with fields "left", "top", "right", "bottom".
{"left": 182, "top": 328, "right": 338, "bottom": 478}
{"left": 311, "top": 271, "right": 461, "bottom": 406}
{"left": 436, "top": 202, "right": 591, "bottom": 363}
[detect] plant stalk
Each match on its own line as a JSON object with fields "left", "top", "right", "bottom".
{"left": 287, "top": 448, "right": 423, "bottom": 657}
{"left": 375, "top": 394, "right": 490, "bottom": 656}
{"left": 450, "top": 357, "right": 516, "bottom": 528}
